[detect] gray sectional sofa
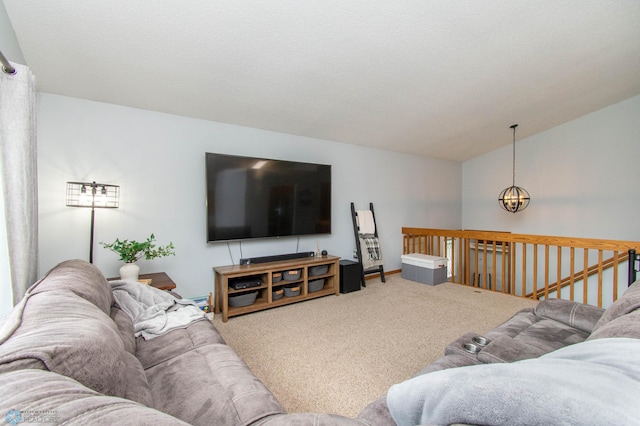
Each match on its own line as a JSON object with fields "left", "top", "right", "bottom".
{"left": 0, "top": 260, "right": 361, "bottom": 425}
{"left": 1, "top": 259, "right": 639, "bottom": 425}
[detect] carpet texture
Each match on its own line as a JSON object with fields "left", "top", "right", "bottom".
{"left": 211, "top": 274, "right": 538, "bottom": 418}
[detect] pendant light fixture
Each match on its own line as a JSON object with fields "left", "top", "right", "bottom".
{"left": 498, "top": 124, "right": 530, "bottom": 213}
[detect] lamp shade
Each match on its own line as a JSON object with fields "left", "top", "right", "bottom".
{"left": 66, "top": 181, "right": 119, "bottom": 263}
{"left": 66, "top": 181, "right": 119, "bottom": 208}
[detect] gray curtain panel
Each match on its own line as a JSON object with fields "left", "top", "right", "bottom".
{"left": 0, "top": 62, "right": 38, "bottom": 305}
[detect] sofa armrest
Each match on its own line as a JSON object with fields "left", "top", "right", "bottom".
{"left": 534, "top": 299, "right": 604, "bottom": 334}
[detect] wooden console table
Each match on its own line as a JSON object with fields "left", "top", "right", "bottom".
{"left": 214, "top": 255, "right": 340, "bottom": 322}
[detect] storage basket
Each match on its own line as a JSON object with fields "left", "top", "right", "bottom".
{"left": 284, "top": 285, "right": 301, "bottom": 297}
{"left": 308, "top": 278, "right": 325, "bottom": 293}
{"left": 309, "top": 265, "right": 329, "bottom": 276}
{"left": 401, "top": 253, "right": 448, "bottom": 286}
{"left": 272, "top": 272, "right": 282, "bottom": 283}
{"left": 283, "top": 269, "right": 302, "bottom": 281}
{"left": 272, "top": 288, "right": 284, "bottom": 301}
{"left": 228, "top": 291, "right": 258, "bottom": 307}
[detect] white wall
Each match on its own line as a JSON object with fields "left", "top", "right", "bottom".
{"left": 0, "top": 2, "right": 25, "bottom": 66}
{"left": 38, "top": 94, "right": 462, "bottom": 298}
{"left": 462, "top": 94, "right": 640, "bottom": 242}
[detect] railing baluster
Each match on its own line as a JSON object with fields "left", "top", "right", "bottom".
{"left": 501, "top": 243, "right": 507, "bottom": 293}
{"left": 613, "top": 251, "right": 619, "bottom": 301}
{"left": 598, "top": 250, "right": 603, "bottom": 307}
{"left": 511, "top": 242, "right": 517, "bottom": 295}
{"left": 521, "top": 243, "right": 527, "bottom": 298}
{"left": 533, "top": 244, "right": 538, "bottom": 300}
{"left": 583, "top": 249, "right": 589, "bottom": 304}
{"left": 544, "top": 245, "right": 550, "bottom": 300}
{"left": 557, "top": 247, "right": 562, "bottom": 300}
{"left": 569, "top": 247, "right": 575, "bottom": 301}
{"left": 458, "top": 237, "right": 463, "bottom": 283}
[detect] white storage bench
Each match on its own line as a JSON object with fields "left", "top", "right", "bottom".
{"left": 401, "top": 253, "right": 448, "bottom": 285}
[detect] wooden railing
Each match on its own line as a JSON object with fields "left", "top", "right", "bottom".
{"left": 402, "top": 228, "right": 640, "bottom": 307}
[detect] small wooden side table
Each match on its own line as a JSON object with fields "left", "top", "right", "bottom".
{"left": 108, "top": 272, "right": 177, "bottom": 291}
{"left": 139, "top": 272, "right": 177, "bottom": 291}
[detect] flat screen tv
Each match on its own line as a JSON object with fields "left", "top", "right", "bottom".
{"left": 206, "top": 153, "right": 331, "bottom": 242}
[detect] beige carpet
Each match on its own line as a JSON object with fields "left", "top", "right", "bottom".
{"left": 211, "top": 274, "right": 538, "bottom": 418}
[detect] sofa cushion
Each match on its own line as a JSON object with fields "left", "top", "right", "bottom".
{"left": 509, "top": 317, "right": 590, "bottom": 349}
{"left": 0, "top": 291, "right": 128, "bottom": 398}
{"left": 592, "top": 279, "right": 640, "bottom": 332}
{"left": 386, "top": 338, "right": 640, "bottom": 426}
{"left": 136, "top": 319, "right": 226, "bottom": 369}
{"left": 483, "top": 308, "right": 589, "bottom": 359}
{"left": 29, "top": 259, "right": 113, "bottom": 315}
{"left": 0, "top": 369, "right": 190, "bottom": 426}
{"left": 483, "top": 308, "right": 538, "bottom": 338}
{"left": 145, "top": 343, "right": 285, "bottom": 426}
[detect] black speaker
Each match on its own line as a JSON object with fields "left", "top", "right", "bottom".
{"left": 240, "top": 251, "right": 315, "bottom": 265}
{"left": 340, "top": 260, "right": 362, "bottom": 293}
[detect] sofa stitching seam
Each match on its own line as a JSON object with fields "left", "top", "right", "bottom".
{"left": 569, "top": 303, "right": 579, "bottom": 327}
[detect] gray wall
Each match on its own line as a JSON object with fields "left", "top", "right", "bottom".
{"left": 37, "top": 94, "right": 462, "bottom": 298}
{"left": 462, "top": 94, "right": 640, "bottom": 241}
{"left": 0, "top": 2, "right": 25, "bottom": 65}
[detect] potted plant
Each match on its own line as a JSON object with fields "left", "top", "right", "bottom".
{"left": 100, "top": 234, "right": 175, "bottom": 281}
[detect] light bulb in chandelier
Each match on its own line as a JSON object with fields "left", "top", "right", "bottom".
{"left": 498, "top": 124, "right": 530, "bottom": 213}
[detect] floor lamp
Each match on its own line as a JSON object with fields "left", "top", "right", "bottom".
{"left": 66, "top": 181, "right": 120, "bottom": 263}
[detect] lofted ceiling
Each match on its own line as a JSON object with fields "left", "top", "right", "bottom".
{"left": 4, "top": 1, "right": 640, "bottom": 162}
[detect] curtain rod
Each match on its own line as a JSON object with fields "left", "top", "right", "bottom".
{"left": 0, "top": 49, "right": 16, "bottom": 74}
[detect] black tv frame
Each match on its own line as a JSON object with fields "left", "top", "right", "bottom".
{"left": 205, "top": 153, "right": 331, "bottom": 243}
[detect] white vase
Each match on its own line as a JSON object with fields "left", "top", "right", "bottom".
{"left": 119, "top": 262, "right": 140, "bottom": 281}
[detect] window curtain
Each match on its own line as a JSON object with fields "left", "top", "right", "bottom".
{"left": 0, "top": 63, "right": 38, "bottom": 306}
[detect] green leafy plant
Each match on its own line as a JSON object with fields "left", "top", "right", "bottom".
{"left": 100, "top": 234, "right": 175, "bottom": 263}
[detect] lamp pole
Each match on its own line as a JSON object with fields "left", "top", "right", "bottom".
{"left": 89, "top": 182, "right": 97, "bottom": 263}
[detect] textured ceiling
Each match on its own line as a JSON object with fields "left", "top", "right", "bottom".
{"left": 4, "top": 1, "right": 640, "bottom": 161}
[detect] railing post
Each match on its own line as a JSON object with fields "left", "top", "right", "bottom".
{"left": 630, "top": 249, "right": 637, "bottom": 286}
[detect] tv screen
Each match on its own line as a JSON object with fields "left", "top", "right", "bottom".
{"left": 206, "top": 153, "right": 331, "bottom": 242}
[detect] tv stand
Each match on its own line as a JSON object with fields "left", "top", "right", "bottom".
{"left": 214, "top": 255, "right": 340, "bottom": 322}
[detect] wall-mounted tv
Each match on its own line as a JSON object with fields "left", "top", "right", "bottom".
{"left": 206, "top": 153, "right": 331, "bottom": 242}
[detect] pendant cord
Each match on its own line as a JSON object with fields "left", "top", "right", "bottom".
{"left": 511, "top": 124, "right": 518, "bottom": 187}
